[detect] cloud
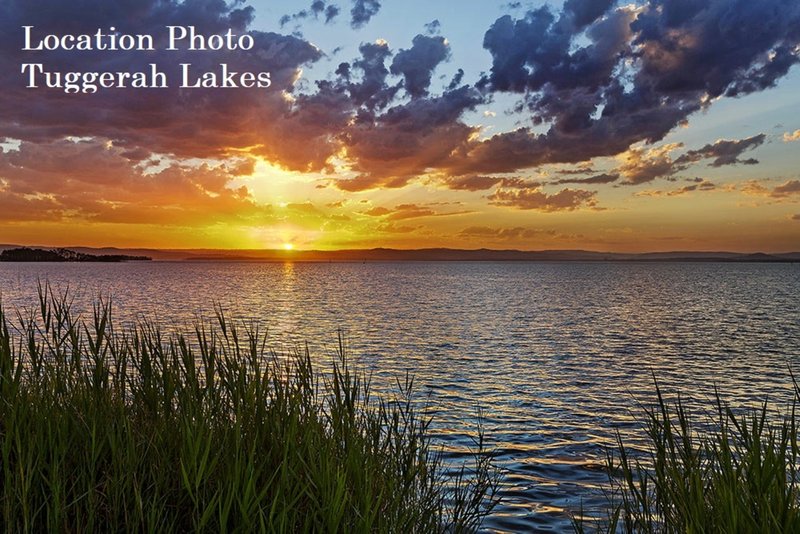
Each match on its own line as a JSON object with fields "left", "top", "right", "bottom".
{"left": 446, "top": 0, "right": 800, "bottom": 177}
{"left": 340, "top": 40, "right": 398, "bottom": 110}
{"left": 635, "top": 0, "right": 800, "bottom": 99}
{"left": 375, "top": 222, "right": 418, "bottom": 233}
{"left": 488, "top": 186, "right": 598, "bottom": 211}
{"left": 363, "top": 206, "right": 392, "bottom": 216}
{"left": 564, "top": 0, "right": 616, "bottom": 29}
{"left": 425, "top": 20, "right": 442, "bottom": 35}
{"left": 551, "top": 172, "right": 619, "bottom": 185}
{"left": 738, "top": 180, "right": 772, "bottom": 197}
{"left": 325, "top": 4, "right": 341, "bottom": 23}
{"left": 2, "top": 0, "right": 799, "bottom": 206}
{"left": 784, "top": 129, "right": 800, "bottom": 142}
{"left": 336, "top": 86, "right": 484, "bottom": 190}
{"left": 556, "top": 166, "right": 599, "bottom": 175}
{"left": 459, "top": 226, "right": 557, "bottom": 240}
{"left": 281, "top": 1, "right": 340, "bottom": 27}
{"left": 674, "top": 134, "right": 765, "bottom": 167}
{"left": 390, "top": 35, "right": 450, "bottom": 98}
{"left": 636, "top": 180, "right": 717, "bottom": 197}
{"left": 792, "top": 214, "right": 800, "bottom": 221}
{"left": 773, "top": 180, "right": 800, "bottom": 197}
{"left": 0, "top": 139, "right": 270, "bottom": 225}
{"left": 617, "top": 143, "right": 684, "bottom": 185}
{"left": 610, "top": 134, "right": 766, "bottom": 186}
{"left": 441, "top": 175, "right": 534, "bottom": 191}
{"left": 0, "top": 0, "right": 328, "bottom": 170}
{"left": 442, "top": 175, "right": 504, "bottom": 191}
{"left": 738, "top": 179, "right": 800, "bottom": 199}
{"left": 361, "top": 203, "right": 470, "bottom": 220}
{"left": 350, "top": 0, "right": 381, "bottom": 28}
{"left": 386, "top": 204, "right": 437, "bottom": 220}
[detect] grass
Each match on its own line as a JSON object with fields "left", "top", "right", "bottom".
{"left": 0, "top": 284, "right": 499, "bottom": 532}
{"left": 577, "top": 380, "right": 800, "bottom": 533}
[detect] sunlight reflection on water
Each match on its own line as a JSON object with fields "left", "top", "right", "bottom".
{"left": 1, "top": 261, "right": 798, "bottom": 532}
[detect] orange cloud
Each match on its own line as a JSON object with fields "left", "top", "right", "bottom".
{"left": 0, "top": 139, "right": 271, "bottom": 226}
{"left": 488, "top": 186, "right": 598, "bottom": 211}
{"left": 783, "top": 130, "right": 800, "bottom": 142}
{"left": 635, "top": 180, "right": 716, "bottom": 197}
{"left": 361, "top": 203, "right": 471, "bottom": 220}
{"left": 617, "top": 143, "right": 684, "bottom": 185}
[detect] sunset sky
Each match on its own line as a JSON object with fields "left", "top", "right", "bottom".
{"left": 1, "top": 0, "right": 799, "bottom": 252}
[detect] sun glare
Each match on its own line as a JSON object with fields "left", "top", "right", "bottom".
{"left": 283, "top": 243, "right": 294, "bottom": 251}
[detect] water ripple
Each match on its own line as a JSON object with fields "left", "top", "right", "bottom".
{"left": 1, "top": 261, "right": 798, "bottom": 531}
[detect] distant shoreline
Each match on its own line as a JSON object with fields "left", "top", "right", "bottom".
{"left": 0, "top": 245, "right": 797, "bottom": 263}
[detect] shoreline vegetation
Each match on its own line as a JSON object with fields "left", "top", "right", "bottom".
{"left": 0, "top": 286, "right": 498, "bottom": 532}
{"left": 0, "top": 247, "right": 151, "bottom": 263}
{"left": 574, "top": 381, "right": 800, "bottom": 533}
{"left": 1, "top": 287, "right": 799, "bottom": 532}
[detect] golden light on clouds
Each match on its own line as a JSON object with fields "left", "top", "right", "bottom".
{"left": 0, "top": 0, "right": 797, "bottom": 253}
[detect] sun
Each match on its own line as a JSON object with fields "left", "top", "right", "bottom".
{"left": 283, "top": 243, "right": 294, "bottom": 251}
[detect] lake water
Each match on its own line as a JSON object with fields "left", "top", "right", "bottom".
{"left": 1, "top": 261, "right": 798, "bottom": 532}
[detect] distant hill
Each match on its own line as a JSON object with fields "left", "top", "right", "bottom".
{"left": 0, "top": 245, "right": 796, "bottom": 263}
{"left": 0, "top": 247, "right": 151, "bottom": 263}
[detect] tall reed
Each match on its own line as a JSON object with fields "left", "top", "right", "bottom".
{"left": 0, "top": 284, "right": 498, "bottom": 532}
{"left": 577, "top": 380, "right": 800, "bottom": 533}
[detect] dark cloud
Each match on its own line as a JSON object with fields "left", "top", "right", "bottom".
{"left": 281, "top": 1, "right": 340, "bottom": 27}
{"left": 633, "top": 0, "right": 800, "bottom": 99}
{"left": 488, "top": 186, "right": 598, "bottom": 211}
{"left": 447, "top": 69, "right": 465, "bottom": 90}
{"left": 792, "top": 214, "right": 800, "bottom": 221}
{"left": 448, "top": 0, "right": 800, "bottom": 177}
{"left": 311, "top": 1, "right": 326, "bottom": 16}
{"left": 563, "top": 0, "right": 616, "bottom": 29}
{"left": 351, "top": 0, "right": 381, "bottom": 29}
{"left": 0, "top": 0, "right": 327, "bottom": 170}
{"left": 481, "top": 6, "right": 633, "bottom": 94}
{"left": 425, "top": 20, "right": 442, "bottom": 35}
{"left": 337, "top": 85, "right": 484, "bottom": 190}
{"left": 675, "top": 134, "right": 766, "bottom": 167}
{"left": 325, "top": 5, "right": 341, "bottom": 23}
{"left": 347, "top": 41, "right": 397, "bottom": 109}
{"left": 390, "top": 35, "right": 450, "bottom": 98}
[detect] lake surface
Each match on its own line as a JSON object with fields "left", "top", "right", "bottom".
{"left": 1, "top": 261, "right": 798, "bottom": 532}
